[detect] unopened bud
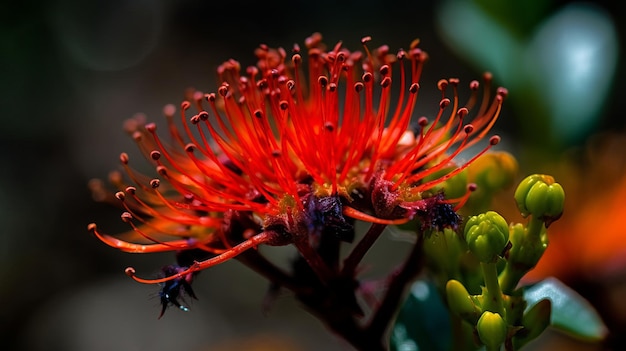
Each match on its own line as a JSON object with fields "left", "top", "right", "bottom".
{"left": 514, "top": 174, "right": 564, "bottom": 226}
{"left": 469, "top": 151, "right": 518, "bottom": 192}
{"left": 477, "top": 311, "right": 508, "bottom": 350}
{"left": 446, "top": 279, "right": 481, "bottom": 323}
{"left": 465, "top": 211, "right": 510, "bottom": 263}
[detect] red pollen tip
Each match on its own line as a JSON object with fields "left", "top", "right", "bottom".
{"left": 125, "top": 267, "right": 136, "bottom": 276}
{"left": 318, "top": 76, "right": 328, "bottom": 88}
{"left": 380, "top": 77, "right": 391, "bottom": 88}
{"left": 418, "top": 117, "right": 429, "bottom": 126}
{"left": 206, "top": 93, "right": 216, "bottom": 102}
{"left": 468, "top": 183, "right": 478, "bottom": 192}
{"left": 121, "top": 212, "right": 132, "bottom": 222}
{"left": 362, "top": 72, "right": 372, "bottom": 82}
{"left": 469, "top": 80, "right": 480, "bottom": 90}
{"left": 181, "top": 101, "right": 191, "bottom": 110}
{"left": 218, "top": 84, "right": 229, "bottom": 97}
{"left": 437, "top": 79, "right": 448, "bottom": 91}
{"left": 464, "top": 124, "right": 474, "bottom": 134}
{"left": 185, "top": 143, "right": 195, "bottom": 152}
{"left": 279, "top": 100, "right": 289, "bottom": 110}
{"left": 354, "top": 82, "right": 364, "bottom": 92}
{"left": 379, "top": 65, "right": 390, "bottom": 76}
{"left": 119, "top": 153, "right": 129, "bottom": 164}
{"left": 497, "top": 87, "right": 509, "bottom": 98}
{"left": 246, "top": 66, "right": 258, "bottom": 76}
{"left": 449, "top": 78, "right": 460, "bottom": 86}
{"left": 198, "top": 111, "right": 209, "bottom": 120}
{"left": 109, "top": 171, "right": 122, "bottom": 183}
{"left": 361, "top": 36, "right": 372, "bottom": 44}
{"left": 489, "top": 136, "right": 501, "bottom": 145}
{"left": 115, "top": 191, "right": 125, "bottom": 201}
{"left": 125, "top": 186, "right": 137, "bottom": 194}
{"left": 457, "top": 107, "right": 469, "bottom": 118}
{"left": 157, "top": 166, "right": 167, "bottom": 175}
{"left": 150, "top": 151, "right": 161, "bottom": 160}
{"left": 150, "top": 179, "right": 160, "bottom": 188}
{"left": 87, "top": 223, "right": 96, "bottom": 231}
{"left": 286, "top": 80, "right": 295, "bottom": 91}
{"left": 440, "top": 98, "right": 450, "bottom": 109}
{"left": 397, "top": 49, "right": 406, "bottom": 60}
{"left": 409, "top": 83, "right": 419, "bottom": 94}
{"left": 145, "top": 123, "right": 156, "bottom": 132}
{"left": 163, "top": 104, "right": 176, "bottom": 117}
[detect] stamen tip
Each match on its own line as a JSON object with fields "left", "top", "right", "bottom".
{"left": 121, "top": 212, "right": 132, "bottom": 222}
{"left": 150, "top": 150, "right": 161, "bottom": 160}
{"left": 439, "top": 98, "right": 450, "bottom": 109}
{"left": 457, "top": 107, "right": 469, "bottom": 118}
{"left": 163, "top": 104, "right": 176, "bottom": 117}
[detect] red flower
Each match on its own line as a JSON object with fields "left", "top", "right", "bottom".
{"left": 88, "top": 33, "right": 506, "bottom": 287}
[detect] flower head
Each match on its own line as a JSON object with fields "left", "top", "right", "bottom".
{"left": 88, "top": 33, "right": 506, "bottom": 292}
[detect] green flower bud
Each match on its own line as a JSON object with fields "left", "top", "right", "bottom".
{"left": 477, "top": 311, "right": 508, "bottom": 350}
{"left": 464, "top": 152, "right": 519, "bottom": 214}
{"left": 465, "top": 211, "right": 510, "bottom": 263}
{"left": 514, "top": 174, "right": 565, "bottom": 225}
{"left": 446, "top": 279, "right": 481, "bottom": 323}
{"left": 469, "top": 151, "right": 519, "bottom": 192}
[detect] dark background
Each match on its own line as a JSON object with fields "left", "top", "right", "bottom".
{"left": 1, "top": 0, "right": 624, "bottom": 350}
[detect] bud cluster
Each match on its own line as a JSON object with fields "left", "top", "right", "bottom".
{"left": 424, "top": 174, "right": 565, "bottom": 350}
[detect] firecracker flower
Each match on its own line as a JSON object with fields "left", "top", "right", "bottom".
{"left": 87, "top": 33, "right": 507, "bottom": 325}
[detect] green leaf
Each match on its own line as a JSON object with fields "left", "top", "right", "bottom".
{"left": 390, "top": 280, "right": 451, "bottom": 351}
{"left": 523, "top": 277, "right": 608, "bottom": 341}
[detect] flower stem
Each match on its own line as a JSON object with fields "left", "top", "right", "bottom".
{"left": 368, "top": 232, "right": 425, "bottom": 338}
{"left": 342, "top": 223, "right": 387, "bottom": 276}
{"left": 481, "top": 262, "right": 505, "bottom": 317}
{"left": 526, "top": 217, "right": 544, "bottom": 240}
{"left": 294, "top": 239, "right": 335, "bottom": 285}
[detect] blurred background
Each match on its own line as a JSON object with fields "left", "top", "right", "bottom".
{"left": 1, "top": 0, "right": 624, "bottom": 350}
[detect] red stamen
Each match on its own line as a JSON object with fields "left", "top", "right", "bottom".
{"left": 125, "top": 231, "right": 275, "bottom": 284}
